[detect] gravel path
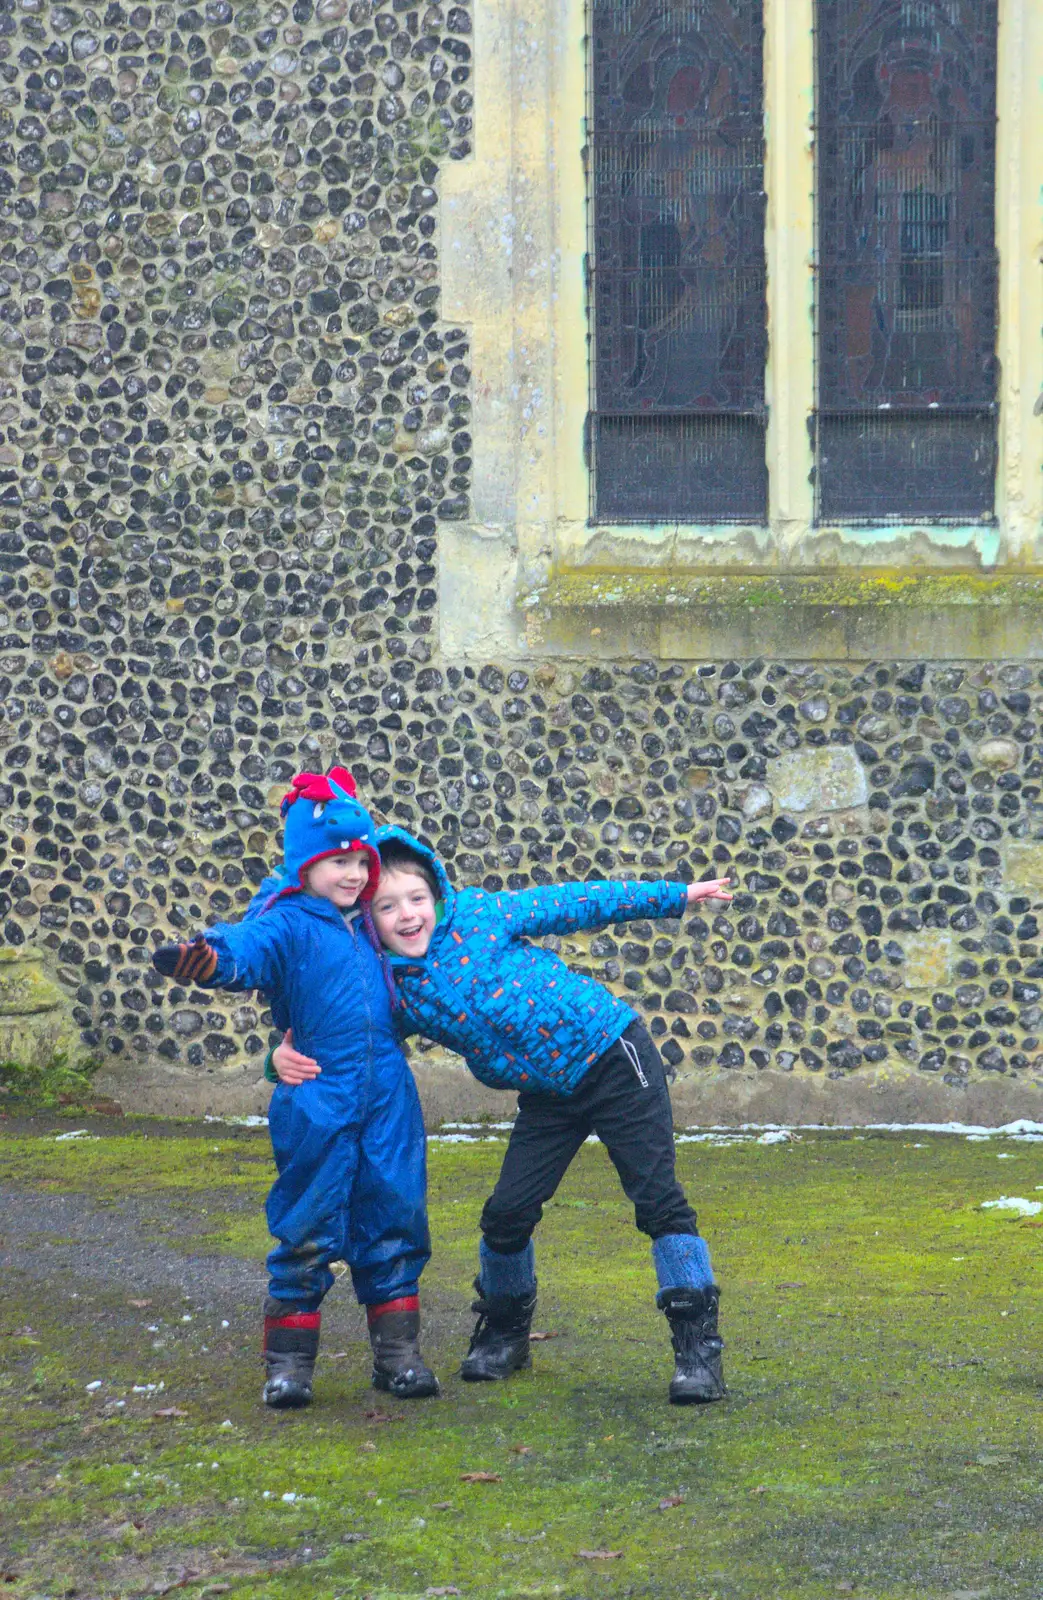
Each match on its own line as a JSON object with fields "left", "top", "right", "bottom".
{"left": 0, "top": 1186, "right": 266, "bottom": 1307}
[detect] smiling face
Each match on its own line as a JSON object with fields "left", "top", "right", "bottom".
{"left": 370, "top": 866, "right": 438, "bottom": 957}
{"left": 303, "top": 851, "right": 371, "bottom": 908}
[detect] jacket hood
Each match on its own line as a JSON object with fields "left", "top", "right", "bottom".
{"left": 375, "top": 826, "right": 455, "bottom": 916}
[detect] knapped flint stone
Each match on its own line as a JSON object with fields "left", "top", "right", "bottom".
{"left": 737, "top": 783, "right": 772, "bottom": 821}
{"left": 891, "top": 757, "right": 934, "bottom": 798}
{"left": 977, "top": 737, "right": 1020, "bottom": 773}
{"left": 171, "top": 1010, "right": 204, "bottom": 1037}
{"left": 827, "top": 1040, "right": 862, "bottom": 1072}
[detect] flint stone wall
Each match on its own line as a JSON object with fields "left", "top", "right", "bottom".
{"left": 1, "top": 2, "right": 1042, "bottom": 1124}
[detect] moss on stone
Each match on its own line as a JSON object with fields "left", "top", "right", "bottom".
{"left": 537, "top": 568, "right": 1043, "bottom": 611}
{"left": 0, "top": 1051, "right": 102, "bottom": 1110}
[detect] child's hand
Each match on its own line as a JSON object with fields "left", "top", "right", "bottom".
{"left": 153, "top": 935, "right": 218, "bottom": 983}
{"left": 273, "top": 1027, "right": 321, "bottom": 1086}
{"left": 686, "top": 878, "right": 733, "bottom": 905}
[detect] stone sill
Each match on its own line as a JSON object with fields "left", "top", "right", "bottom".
{"left": 523, "top": 572, "right": 1043, "bottom": 661}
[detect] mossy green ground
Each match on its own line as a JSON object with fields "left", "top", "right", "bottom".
{"left": 1, "top": 1121, "right": 1041, "bottom": 1599}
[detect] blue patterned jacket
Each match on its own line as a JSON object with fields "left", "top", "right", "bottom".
{"left": 378, "top": 828, "right": 688, "bottom": 1097}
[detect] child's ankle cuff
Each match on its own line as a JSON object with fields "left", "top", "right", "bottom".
{"left": 366, "top": 1295, "right": 419, "bottom": 1325}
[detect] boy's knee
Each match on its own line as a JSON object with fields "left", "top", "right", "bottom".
{"left": 636, "top": 1192, "right": 699, "bottom": 1240}
{"left": 479, "top": 1197, "right": 539, "bottom": 1256}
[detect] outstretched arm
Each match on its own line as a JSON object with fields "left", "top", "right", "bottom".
{"left": 686, "top": 879, "right": 734, "bottom": 906}
{"left": 153, "top": 914, "right": 285, "bottom": 993}
{"left": 153, "top": 934, "right": 220, "bottom": 985}
{"left": 494, "top": 875, "right": 732, "bottom": 941}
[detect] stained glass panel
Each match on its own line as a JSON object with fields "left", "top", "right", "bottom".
{"left": 589, "top": 0, "right": 767, "bottom": 522}
{"left": 816, "top": 0, "right": 999, "bottom": 520}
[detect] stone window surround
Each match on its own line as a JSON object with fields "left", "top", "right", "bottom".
{"left": 436, "top": 0, "right": 1043, "bottom": 661}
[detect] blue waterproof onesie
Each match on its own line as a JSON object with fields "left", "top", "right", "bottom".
{"left": 204, "top": 894, "right": 430, "bottom": 1310}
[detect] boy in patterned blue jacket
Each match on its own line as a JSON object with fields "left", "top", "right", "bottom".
{"left": 273, "top": 826, "right": 734, "bottom": 1405}
{"left": 151, "top": 772, "right": 438, "bottom": 1411}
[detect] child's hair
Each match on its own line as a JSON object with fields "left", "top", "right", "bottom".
{"left": 378, "top": 838, "right": 440, "bottom": 898}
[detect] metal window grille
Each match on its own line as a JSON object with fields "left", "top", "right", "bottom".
{"left": 588, "top": 0, "right": 768, "bottom": 523}
{"left": 815, "top": 0, "right": 999, "bottom": 522}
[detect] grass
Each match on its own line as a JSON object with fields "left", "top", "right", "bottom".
{"left": 1, "top": 1122, "right": 1042, "bottom": 1599}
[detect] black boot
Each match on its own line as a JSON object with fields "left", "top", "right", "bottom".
{"left": 460, "top": 1276, "right": 537, "bottom": 1382}
{"left": 658, "top": 1285, "right": 726, "bottom": 1405}
{"left": 368, "top": 1304, "right": 439, "bottom": 1399}
{"left": 262, "top": 1304, "right": 320, "bottom": 1410}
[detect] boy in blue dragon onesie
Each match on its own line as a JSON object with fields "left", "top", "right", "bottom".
{"left": 151, "top": 770, "right": 438, "bottom": 1411}
{"left": 274, "top": 825, "right": 734, "bottom": 1405}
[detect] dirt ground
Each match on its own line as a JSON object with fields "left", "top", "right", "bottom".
{"left": 0, "top": 1115, "right": 1041, "bottom": 1600}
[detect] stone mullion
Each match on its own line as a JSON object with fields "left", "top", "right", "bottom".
{"left": 763, "top": 0, "right": 815, "bottom": 553}
{"left": 994, "top": 0, "right": 1043, "bottom": 558}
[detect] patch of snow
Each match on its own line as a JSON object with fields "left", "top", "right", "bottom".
{"left": 679, "top": 1119, "right": 1043, "bottom": 1141}
{"left": 980, "top": 1196, "right": 1042, "bottom": 1217}
{"left": 676, "top": 1133, "right": 746, "bottom": 1146}
{"left": 428, "top": 1134, "right": 503, "bottom": 1144}
{"left": 85, "top": 1380, "right": 102, "bottom": 1390}
{"left": 55, "top": 1129, "right": 95, "bottom": 1142}
{"left": 440, "top": 1120, "right": 514, "bottom": 1131}
{"left": 202, "top": 1114, "right": 1043, "bottom": 1144}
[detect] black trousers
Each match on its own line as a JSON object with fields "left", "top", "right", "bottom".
{"left": 479, "top": 1020, "right": 699, "bottom": 1255}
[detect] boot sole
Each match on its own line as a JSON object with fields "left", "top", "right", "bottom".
{"left": 669, "top": 1387, "right": 726, "bottom": 1405}
{"left": 460, "top": 1352, "right": 532, "bottom": 1383}
{"left": 372, "top": 1369, "right": 440, "bottom": 1399}
{"left": 263, "top": 1384, "right": 312, "bottom": 1410}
